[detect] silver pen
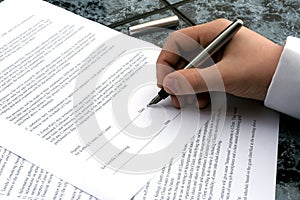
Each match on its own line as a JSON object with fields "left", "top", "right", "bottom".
{"left": 148, "top": 19, "right": 244, "bottom": 106}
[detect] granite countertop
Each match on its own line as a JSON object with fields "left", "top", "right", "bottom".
{"left": 2, "top": 0, "right": 299, "bottom": 199}
{"left": 44, "top": 0, "right": 300, "bottom": 199}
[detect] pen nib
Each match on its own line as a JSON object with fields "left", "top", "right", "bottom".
{"left": 147, "top": 95, "right": 163, "bottom": 107}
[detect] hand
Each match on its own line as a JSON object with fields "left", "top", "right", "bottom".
{"left": 156, "top": 18, "right": 284, "bottom": 108}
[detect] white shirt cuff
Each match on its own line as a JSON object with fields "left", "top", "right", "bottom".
{"left": 264, "top": 36, "right": 300, "bottom": 119}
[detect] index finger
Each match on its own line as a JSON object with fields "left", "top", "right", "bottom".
{"left": 156, "top": 27, "right": 202, "bottom": 86}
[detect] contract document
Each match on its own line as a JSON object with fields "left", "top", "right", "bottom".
{"left": 0, "top": 0, "right": 279, "bottom": 200}
{"left": 134, "top": 95, "right": 279, "bottom": 200}
{"left": 0, "top": 146, "right": 96, "bottom": 200}
{"left": 1, "top": 95, "right": 279, "bottom": 200}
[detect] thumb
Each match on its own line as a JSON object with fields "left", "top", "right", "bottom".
{"left": 162, "top": 65, "right": 225, "bottom": 95}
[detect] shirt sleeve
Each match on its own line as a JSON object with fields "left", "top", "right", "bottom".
{"left": 264, "top": 36, "right": 300, "bottom": 119}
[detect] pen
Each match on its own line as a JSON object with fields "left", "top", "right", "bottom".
{"left": 147, "top": 19, "right": 243, "bottom": 106}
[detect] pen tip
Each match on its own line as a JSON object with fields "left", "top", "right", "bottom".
{"left": 147, "top": 95, "right": 163, "bottom": 107}
{"left": 147, "top": 100, "right": 155, "bottom": 107}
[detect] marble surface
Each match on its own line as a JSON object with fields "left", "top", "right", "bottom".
{"left": 1, "top": 0, "right": 299, "bottom": 199}
{"left": 176, "top": 0, "right": 300, "bottom": 45}
{"left": 43, "top": 0, "right": 165, "bottom": 26}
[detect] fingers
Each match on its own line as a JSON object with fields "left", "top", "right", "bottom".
{"left": 156, "top": 18, "right": 232, "bottom": 87}
{"left": 156, "top": 18, "right": 233, "bottom": 109}
{"left": 162, "top": 64, "right": 226, "bottom": 95}
{"left": 156, "top": 30, "right": 202, "bottom": 86}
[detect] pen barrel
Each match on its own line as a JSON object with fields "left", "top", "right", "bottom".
{"left": 205, "top": 19, "right": 243, "bottom": 55}
{"left": 184, "top": 19, "right": 243, "bottom": 69}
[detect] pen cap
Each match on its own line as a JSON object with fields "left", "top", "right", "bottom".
{"left": 128, "top": 15, "right": 179, "bottom": 35}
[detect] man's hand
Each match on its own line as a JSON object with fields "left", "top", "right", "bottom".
{"left": 157, "top": 18, "right": 283, "bottom": 108}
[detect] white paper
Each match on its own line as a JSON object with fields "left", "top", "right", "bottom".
{"left": 0, "top": 146, "right": 97, "bottom": 200}
{"left": 0, "top": 0, "right": 210, "bottom": 199}
{"left": 133, "top": 95, "right": 279, "bottom": 200}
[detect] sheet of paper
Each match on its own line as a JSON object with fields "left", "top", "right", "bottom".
{"left": 133, "top": 95, "right": 279, "bottom": 200}
{"left": 0, "top": 146, "right": 97, "bottom": 200}
{"left": 0, "top": 0, "right": 211, "bottom": 199}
